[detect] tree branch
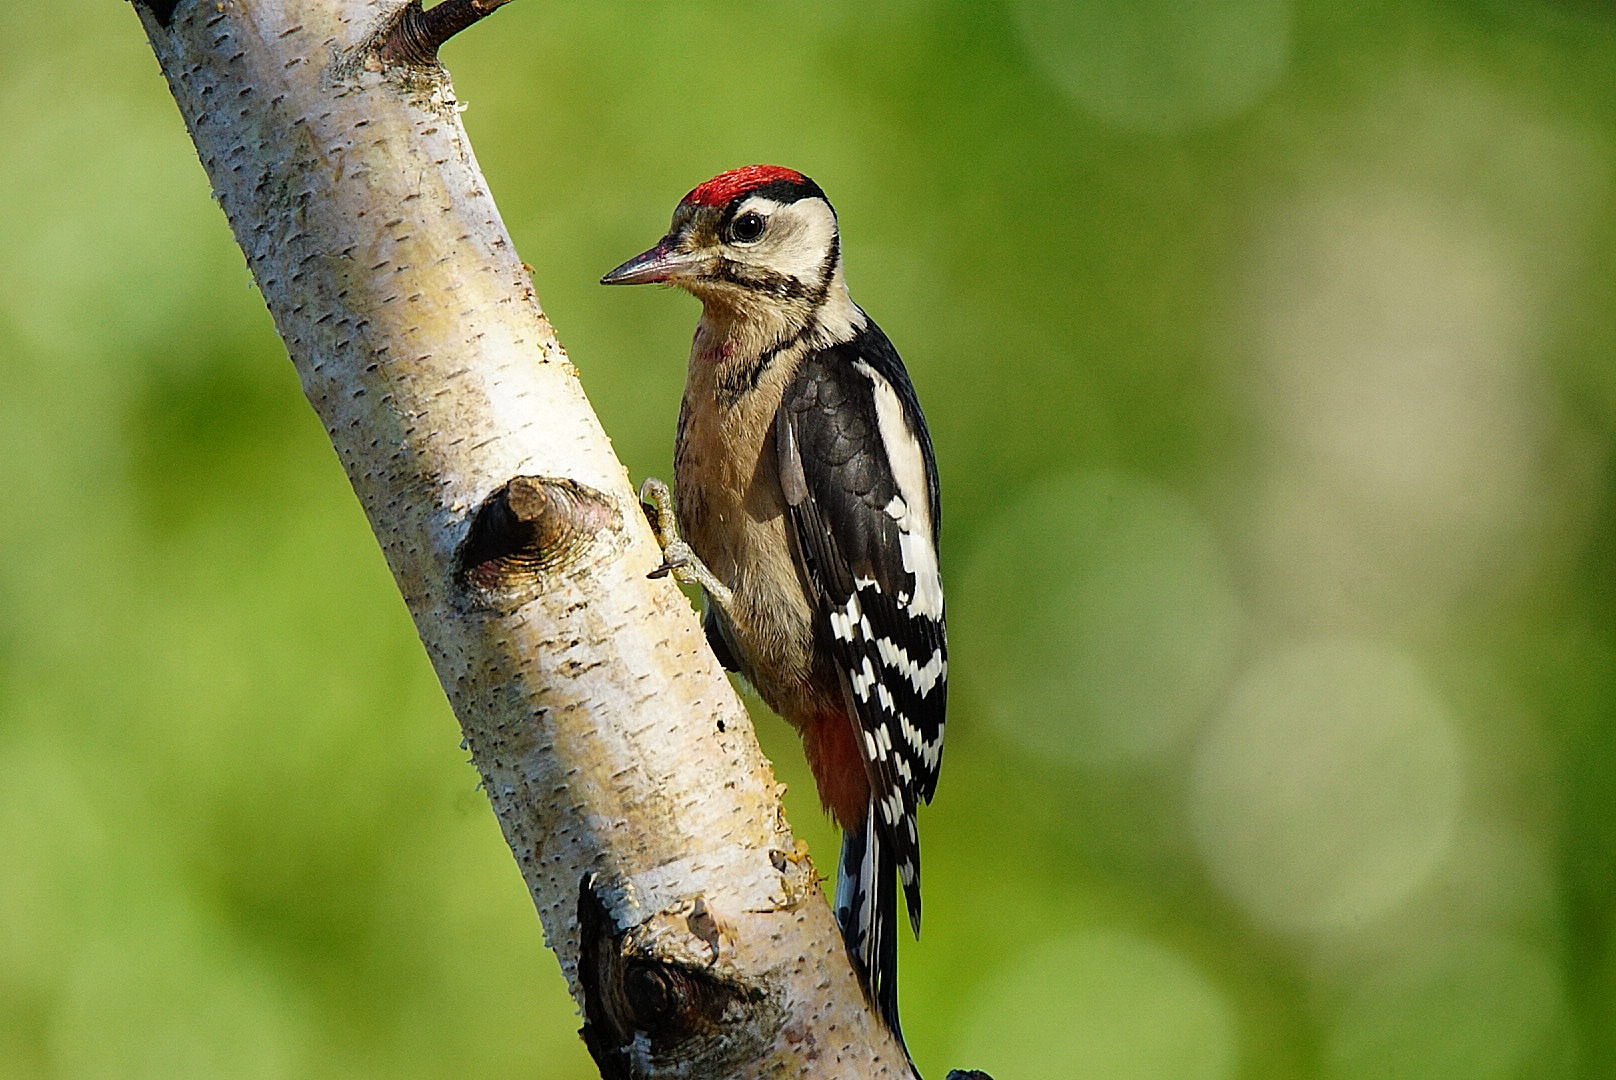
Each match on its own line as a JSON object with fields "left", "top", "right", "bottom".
{"left": 127, "top": 0, "right": 939, "bottom": 1076}
{"left": 378, "top": 0, "right": 516, "bottom": 67}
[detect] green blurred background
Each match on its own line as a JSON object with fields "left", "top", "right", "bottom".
{"left": 4, "top": 1, "right": 1615, "bottom": 1077}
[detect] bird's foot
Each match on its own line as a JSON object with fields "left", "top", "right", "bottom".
{"left": 639, "top": 477, "right": 734, "bottom": 607}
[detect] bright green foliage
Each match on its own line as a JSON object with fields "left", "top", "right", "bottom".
{"left": 4, "top": 2, "right": 1616, "bottom": 1078}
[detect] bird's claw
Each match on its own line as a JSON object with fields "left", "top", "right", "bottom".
{"left": 639, "top": 477, "right": 679, "bottom": 548}
{"left": 639, "top": 477, "right": 733, "bottom": 606}
{"left": 648, "top": 537, "right": 697, "bottom": 580}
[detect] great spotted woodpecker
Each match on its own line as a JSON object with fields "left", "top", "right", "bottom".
{"left": 602, "top": 166, "right": 946, "bottom": 1051}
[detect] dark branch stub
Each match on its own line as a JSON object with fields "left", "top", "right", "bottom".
{"left": 132, "top": 0, "right": 183, "bottom": 28}
{"left": 578, "top": 876, "right": 784, "bottom": 1080}
{"left": 458, "top": 476, "right": 619, "bottom": 606}
{"left": 378, "top": 0, "right": 517, "bottom": 67}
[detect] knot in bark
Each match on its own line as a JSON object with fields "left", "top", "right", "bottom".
{"left": 459, "top": 476, "right": 619, "bottom": 604}
{"left": 578, "top": 877, "right": 783, "bottom": 1080}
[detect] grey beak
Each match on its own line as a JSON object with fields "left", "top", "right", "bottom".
{"left": 600, "top": 238, "right": 708, "bottom": 286}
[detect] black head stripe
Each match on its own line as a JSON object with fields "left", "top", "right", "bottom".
{"left": 718, "top": 177, "right": 832, "bottom": 227}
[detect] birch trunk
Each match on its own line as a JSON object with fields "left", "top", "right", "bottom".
{"left": 128, "top": 1, "right": 920, "bottom": 1075}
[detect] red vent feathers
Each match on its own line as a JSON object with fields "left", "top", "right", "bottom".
{"left": 683, "top": 165, "right": 809, "bottom": 207}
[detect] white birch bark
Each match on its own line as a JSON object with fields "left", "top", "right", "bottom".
{"left": 128, "top": 1, "right": 927, "bottom": 1076}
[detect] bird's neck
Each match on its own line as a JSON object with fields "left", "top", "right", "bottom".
{"left": 695, "top": 265, "right": 860, "bottom": 354}
{"left": 693, "top": 301, "right": 802, "bottom": 369}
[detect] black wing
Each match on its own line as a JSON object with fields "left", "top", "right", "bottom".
{"left": 776, "top": 319, "right": 947, "bottom": 931}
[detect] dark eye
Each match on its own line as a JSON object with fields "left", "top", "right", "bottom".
{"left": 730, "top": 212, "right": 766, "bottom": 243}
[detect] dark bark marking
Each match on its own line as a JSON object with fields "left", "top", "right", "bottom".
{"left": 577, "top": 875, "right": 785, "bottom": 1080}
{"left": 133, "top": 0, "right": 183, "bottom": 28}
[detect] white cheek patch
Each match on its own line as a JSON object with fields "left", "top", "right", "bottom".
{"left": 734, "top": 195, "right": 839, "bottom": 287}
{"left": 858, "top": 361, "right": 944, "bottom": 619}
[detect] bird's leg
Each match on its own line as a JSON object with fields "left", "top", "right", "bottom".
{"left": 639, "top": 477, "right": 734, "bottom": 608}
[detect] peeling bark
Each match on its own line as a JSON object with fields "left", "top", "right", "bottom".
{"left": 127, "top": 0, "right": 932, "bottom": 1076}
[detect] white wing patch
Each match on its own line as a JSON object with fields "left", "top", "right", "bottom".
{"left": 859, "top": 360, "right": 944, "bottom": 619}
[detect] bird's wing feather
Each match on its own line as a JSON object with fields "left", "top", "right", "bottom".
{"left": 776, "top": 322, "right": 946, "bottom": 933}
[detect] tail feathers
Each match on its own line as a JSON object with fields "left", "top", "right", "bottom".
{"left": 835, "top": 813, "right": 907, "bottom": 1056}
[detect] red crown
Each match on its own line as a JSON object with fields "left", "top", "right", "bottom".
{"left": 683, "top": 165, "right": 810, "bottom": 207}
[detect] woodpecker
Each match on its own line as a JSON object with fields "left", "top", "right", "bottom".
{"left": 602, "top": 165, "right": 946, "bottom": 1051}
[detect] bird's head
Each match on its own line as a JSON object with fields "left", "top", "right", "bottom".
{"left": 601, "top": 165, "right": 844, "bottom": 321}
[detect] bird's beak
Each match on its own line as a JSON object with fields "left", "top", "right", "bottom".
{"left": 600, "top": 237, "right": 709, "bottom": 286}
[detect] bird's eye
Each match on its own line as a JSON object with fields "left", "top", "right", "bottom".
{"left": 730, "top": 212, "right": 766, "bottom": 243}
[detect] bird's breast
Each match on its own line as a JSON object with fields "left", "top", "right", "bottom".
{"left": 673, "top": 337, "right": 826, "bottom": 720}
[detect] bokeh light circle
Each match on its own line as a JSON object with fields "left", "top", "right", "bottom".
{"left": 955, "top": 468, "right": 1243, "bottom": 769}
{"left": 1009, "top": 0, "right": 1291, "bottom": 133}
{"left": 1190, "top": 639, "right": 1462, "bottom": 934}
{"left": 954, "top": 930, "right": 1237, "bottom": 1080}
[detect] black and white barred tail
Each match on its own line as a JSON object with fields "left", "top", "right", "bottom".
{"left": 836, "top": 810, "right": 905, "bottom": 1049}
